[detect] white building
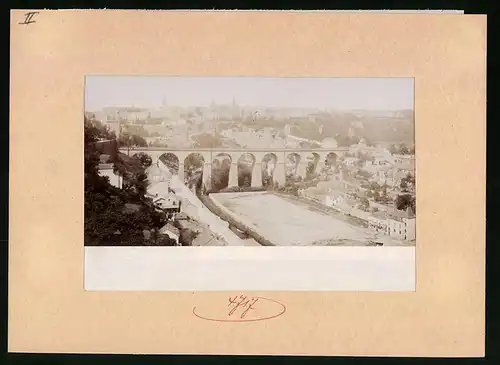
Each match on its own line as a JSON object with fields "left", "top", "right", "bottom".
{"left": 97, "top": 163, "right": 123, "bottom": 189}
{"left": 146, "top": 162, "right": 172, "bottom": 185}
{"left": 152, "top": 192, "right": 181, "bottom": 212}
{"left": 104, "top": 120, "right": 121, "bottom": 136}
{"left": 323, "top": 189, "right": 346, "bottom": 207}
{"left": 386, "top": 207, "right": 416, "bottom": 241}
{"left": 342, "top": 157, "right": 358, "bottom": 167}
{"left": 393, "top": 154, "right": 415, "bottom": 165}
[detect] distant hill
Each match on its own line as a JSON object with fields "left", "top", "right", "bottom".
{"left": 289, "top": 111, "right": 414, "bottom": 145}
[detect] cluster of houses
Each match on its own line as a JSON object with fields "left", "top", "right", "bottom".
{"left": 95, "top": 151, "right": 187, "bottom": 245}
{"left": 300, "top": 180, "right": 416, "bottom": 242}
{"left": 368, "top": 207, "right": 416, "bottom": 241}
{"left": 297, "top": 138, "right": 416, "bottom": 242}
{"left": 340, "top": 138, "right": 415, "bottom": 189}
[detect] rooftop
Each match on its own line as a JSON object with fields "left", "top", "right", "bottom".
{"left": 394, "top": 162, "right": 415, "bottom": 171}
{"left": 160, "top": 223, "right": 180, "bottom": 236}
{"left": 371, "top": 211, "right": 388, "bottom": 220}
{"left": 343, "top": 197, "right": 358, "bottom": 207}
{"left": 389, "top": 206, "right": 416, "bottom": 220}
{"left": 98, "top": 163, "right": 114, "bottom": 170}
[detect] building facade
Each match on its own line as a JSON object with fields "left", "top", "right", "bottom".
{"left": 386, "top": 207, "right": 416, "bottom": 241}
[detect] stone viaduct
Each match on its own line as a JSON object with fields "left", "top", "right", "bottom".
{"left": 119, "top": 147, "right": 348, "bottom": 190}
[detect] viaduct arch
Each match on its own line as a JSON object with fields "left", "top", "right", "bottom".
{"left": 123, "top": 147, "right": 348, "bottom": 190}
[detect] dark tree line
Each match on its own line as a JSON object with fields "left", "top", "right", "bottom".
{"left": 118, "top": 132, "right": 148, "bottom": 148}
{"left": 389, "top": 143, "right": 415, "bottom": 155}
{"left": 395, "top": 194, "right": 416, "bottom": 214}
{"left": 84, "top": 117, "right": 172, "bottom": 246}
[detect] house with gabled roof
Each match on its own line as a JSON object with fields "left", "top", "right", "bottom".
{"left": 386, "top": 206, "right": 416, "bottom": 241}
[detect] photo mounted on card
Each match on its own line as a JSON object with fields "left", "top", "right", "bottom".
{"left": 9, "top": 10, "right": 486, "bottom": 356}
{"left": 84, "top": 76, "right": 416, "bottom": 292}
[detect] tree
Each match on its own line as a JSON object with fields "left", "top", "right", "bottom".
{"left": 324, "top": 153, "right": 338, "bottom": 168}
{"left": 305, "top": 161, "right": 320, "bottom": 181}
{"left": 263, "top": 175, "right": 273, "bottom": 189}
{"left": 398, "top": 143, "right": 411, "bottom": 155}
{"left": 118, "top": 133, "right": 148, "bottom": 148}
{"left": 123, "top": 124, "right": 148, "bottom": 137}
{"left": 159, "top": 154, "right": 179, "bottom": 173}
{"left": 211, "top": 159, "right": 231, "bottom": 191}
{"left": 337, "top": 135, "right": 360, "bottom": 147}
{"left": 395, "top": 194, "right": 416, "bottom": 212}
{"left": 85, "top": 117, "right": 117, "bottom": 142}
{"left": 357, "top": 169, "right": 372, "bottom": 179}
{"left": 185, "top": 153, "right": 204, "bottom": 169}
{"left": 192, "top": 132, "right": 224, "bottom": 148}
{"left": 389, "top": 144, "right": 399, "bottom": 155}
{"left": 84, "top": 116, "right": 167, "bottom": 246}
{"left": 237, "top": 160, "right": 253, "bottom": 187}
{"left": 400, "top": 179, "right": 408, "bottom": 191}
{"left": 369, "top": 181, "right": 381, "bottom": 191}
{"left": 402, "top": 172, "right": 415, "bottom": 188}
{"left": 133, "top": 152, "right": 153, "bottom": 168}
{"left": 358, "top": 197, "right": 370, "bottom": 211}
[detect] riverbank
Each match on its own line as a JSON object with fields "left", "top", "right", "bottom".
{"left": 198, "top": 192, "right": 274, "bottom": 246}
{"left": 209, "top": 191, "right": 378, "bottom": 246}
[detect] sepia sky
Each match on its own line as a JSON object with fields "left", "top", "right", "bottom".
{"left": 85, "top": 76, "right": 414, "bottom": 111}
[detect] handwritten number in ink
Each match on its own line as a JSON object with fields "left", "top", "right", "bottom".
{"left": 228, "top": 295, "right": 259, "bottom": 319}
{"left": 194, "top": 295, "right": 286, "bottom": 322}
{"left": 19, "top": 12, "right": 39, "bottom": 25}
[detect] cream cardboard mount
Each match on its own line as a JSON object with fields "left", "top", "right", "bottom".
{"left": 9, "top": 10, "right": 485, "bottom": 356}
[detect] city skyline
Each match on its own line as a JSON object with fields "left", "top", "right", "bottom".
{"left": 85, "top": 76, "right": 414, "bottom": 112}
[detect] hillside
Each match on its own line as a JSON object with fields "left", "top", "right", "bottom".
{"left": 287, "top": 111, "right": 414, "bottom": 145}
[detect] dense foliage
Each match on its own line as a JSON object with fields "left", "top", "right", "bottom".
{"left": 84, "top": 117, "right": 170, "bottom": 246}
{"left": 118, "top": 132, "right": 148, "bottom": 148}
{"left": 211, "top": 158, "right": 231, "bottom": 191}
{"left": 192, "top": 132, "right": 224, "bottom": 148}
{"left": 395, "top": 194, "right": 416, "bottom": 213}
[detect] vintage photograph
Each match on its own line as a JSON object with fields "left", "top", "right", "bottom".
{"left": 84, "top": 77, "right": 415, "bottom": 248}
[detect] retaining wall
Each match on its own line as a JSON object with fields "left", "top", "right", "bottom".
{"left": 200, "top": 193, "right": 275, "bottom": 246}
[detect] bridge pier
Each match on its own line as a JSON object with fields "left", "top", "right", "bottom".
{"left": 274, "top": 162, "right": 286, "bottom": 187}
{"left": 178, "top": 162, "right": 185, "bottom": 182}
{"left": 251, "top": 163, "right": 263, "bottom": 187}
{"left": 202, "top": 162, "right": 212, "bottom": 191}
{"left": 228, "top": 163, "right": 239, "bottom": 187}
{"left": 296, "top": 162, "right": 308, "bottom": 180}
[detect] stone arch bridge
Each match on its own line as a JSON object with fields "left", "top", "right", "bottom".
{"left": 120, "top": 147, "right": 348, "bottom": 189}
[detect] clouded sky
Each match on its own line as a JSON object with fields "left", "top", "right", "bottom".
{"left": 85, "top": 76, "right": 414, "bottom": 111}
